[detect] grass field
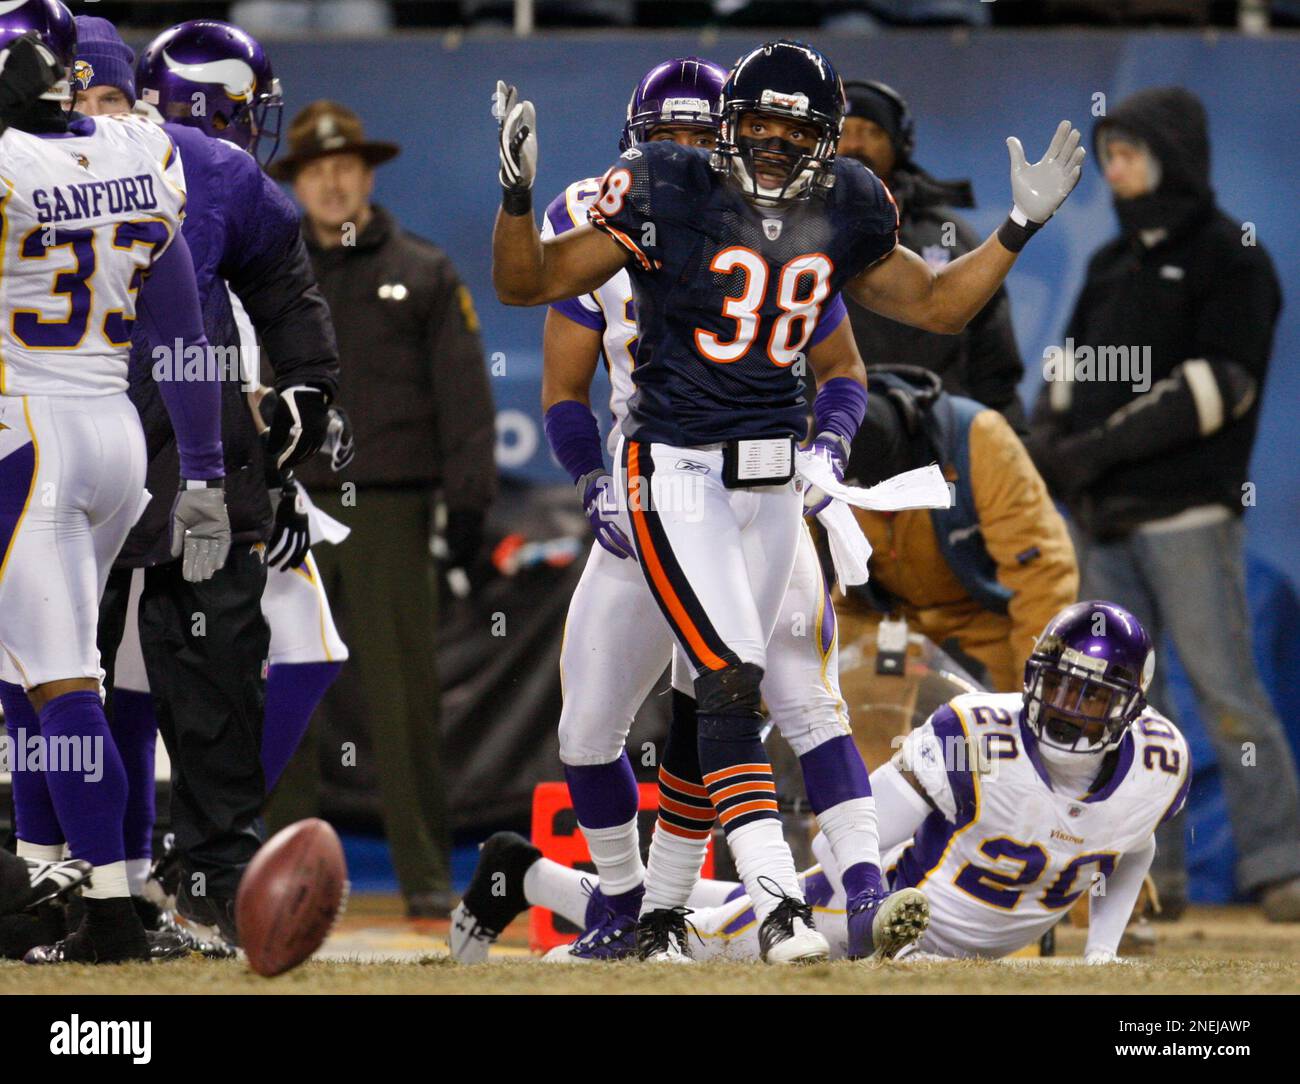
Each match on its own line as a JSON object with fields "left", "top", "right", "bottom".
{"left": 2, "top": 899, "right": 1298, "bottom": 995}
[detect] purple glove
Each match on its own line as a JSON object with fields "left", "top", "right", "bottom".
{"left": 579, "top": 469, "right": 635, "bottom": 560}
{"left": 803, "top": 433, "right": 849, "bottom": 518}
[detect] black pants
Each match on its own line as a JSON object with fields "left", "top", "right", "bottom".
{"left": 99, "top": 546, "right": 270, "bottom": 898}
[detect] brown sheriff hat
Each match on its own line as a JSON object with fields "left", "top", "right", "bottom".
{"left": 267, "top": 100, "right": 400, "bottom": 181}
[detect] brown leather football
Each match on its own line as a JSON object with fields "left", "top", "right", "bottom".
{"left": 236, "top": 818, "right": 347, "bottom": 977}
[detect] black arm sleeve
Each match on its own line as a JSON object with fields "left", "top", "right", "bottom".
{"left": 223, "top": 160, "right": 339, "bottom": 397}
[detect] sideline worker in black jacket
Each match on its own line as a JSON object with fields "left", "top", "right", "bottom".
{"left": 838, "top": 80, "right": 1026, "bottom": 429}
{"left": 1028, "top": 87, "right": 1298, "bottom": 923}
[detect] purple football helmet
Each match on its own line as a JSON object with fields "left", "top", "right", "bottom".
{"left": 619, "top": 56, "right": 727, "bottom": 152}
{"left": 0, "top": 0, "right": 76, "bottom": 100}
{"left": 1024, "top": 601, "right": 1155, "bottom": 754}
{"left": 135, "top": 19, "right": 282, "bottom": 166}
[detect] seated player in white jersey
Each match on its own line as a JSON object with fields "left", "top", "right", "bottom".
{"left": 487, "top": 56, "right": 926, "bottom": 965}
{"left": 0, "top": 7, "right": 229, "bottom": 964}
{"left": 452, "top": 601, "right": 1189, "bottom": 964}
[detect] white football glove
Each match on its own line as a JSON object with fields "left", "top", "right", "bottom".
{"left": 170, "top": 483, "right": 232, "bottom": 583}
{"left": 1006, "top": 119, "right": 1085, "bottom": 225}
{"left": 494, "top": 80, "right": 537, "bottom": 193}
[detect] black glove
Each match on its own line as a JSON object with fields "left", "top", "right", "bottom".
{"left": 443, "top": 507, "right": 485, "bottom": 570}
{"left": 266, "top": 385, "right": 330, "bottom": 470}
{"left": 266, "top": 476, "right": 311, "bottom": 571}
{"left": 0, "top": 33, "right": 62, "bottom": 121}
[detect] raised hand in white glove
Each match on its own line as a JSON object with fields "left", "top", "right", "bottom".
{"left": 1006, "top": 119, "right": 1085, "bottom": 225}
{"left": 494, "top": 80, "right": 537, "bottom": 213}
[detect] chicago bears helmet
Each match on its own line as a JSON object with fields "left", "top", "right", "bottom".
{"left": 712, "top": 39, "right": 845, "bottom": 205}
{"left": 620, "top": 56, "right": 727, "bottom": 152}
{"left": 135, "top": 19, "right": 282, "bottom": 166}
{"left": 0, "top": 0, "right": 76, "bottom": 102}
{"left": 1023, "top": 601, "right": 1155, "bottom": 754}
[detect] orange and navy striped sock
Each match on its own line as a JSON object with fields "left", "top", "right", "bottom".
{"left": 702, "top": 759, "right": 779, "bottom": 836}
{"left": 697, "top": 709, "right": 779, "bottom": 837}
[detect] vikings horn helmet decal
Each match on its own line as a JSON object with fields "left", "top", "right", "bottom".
{"left": 136, "top": 19, "right": 283, "bottom": 166}
{"left": 0, "top": 0, "right": 77, "bottom": 102}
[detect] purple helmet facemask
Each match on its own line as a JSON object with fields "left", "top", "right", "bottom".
{"left": 0, "top": 0, "right": 77, "bottom": 102}
{"left": 135, "top": 19, "right": 283, "bottom": 167}
{"left": 1023, "top": 601, "right": 1155, "bottom": 754}
{"left": 620, "top": 56, "right": 727, "bottom": 153}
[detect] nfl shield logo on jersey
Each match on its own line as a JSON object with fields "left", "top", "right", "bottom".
{"left": 763, "top": 218, "right": 783, "bottom": 241}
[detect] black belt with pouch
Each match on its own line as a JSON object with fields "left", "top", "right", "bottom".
{"left": 721, "top": 436, "right": 796, "bottom": 489}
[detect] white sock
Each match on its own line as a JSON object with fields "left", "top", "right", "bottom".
{"left": 641, "top": 823, "right": 710, "bottom": 915}
{"left": 83, "top": 860, "right": 130, "bottom": 900}
{"left": 126, "top": 858, "right": 152, "bottom": 897}
{"left": 17, "top": 841, "right": 65, "bottom": 862}
{"left": 815, "top": 797, "right": 882, "bottom": 878}
{"left": 523, "top": 858, "right": 594, "bottom": 928}
{"left": 579, "top": 816, "right": 644, "bottom": 897}
{"left": 725, "top": 819, "right": 803, "bottom": 923}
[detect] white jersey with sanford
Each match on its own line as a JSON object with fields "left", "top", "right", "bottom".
{"left": 0, "top": 113, "right": 186, "bottom": 397}
{"left": 541, "top": 177, "right": 641, "bottom": 458}
{"left": 888, "top": 691, "right": 1190, "bottom": 958}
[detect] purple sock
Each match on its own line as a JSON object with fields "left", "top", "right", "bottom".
{"left": 0, "top": 680, "right": 63, "bottom": 846}
{"left": 262, "top": 661, "right": 342, "bottom": 789}
{"left": 799, "top": 735, "right": 872, "bottom": 811}
{"left": 841, "top": 862, "right": 883, "bottom": 899}
{"left": 38, "top": 691, "right": 128, "bottom": 868}
{"left": 108, "top": 688, "right": 158, "bottom": 863}
{"left": 564, "top": 753, "right": 643, "bottom": 918}
{"left": 563, "top": 751, "right": 640, "bottom": 831}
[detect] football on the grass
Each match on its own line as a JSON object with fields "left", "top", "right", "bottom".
{"left": 236, "top": 818, "right": 348, "bottom": 977}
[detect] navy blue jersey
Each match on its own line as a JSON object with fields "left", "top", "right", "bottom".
{"left": 588, "top": 142, "right": 897, "bottom": 446}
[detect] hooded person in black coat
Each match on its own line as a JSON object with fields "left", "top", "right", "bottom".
{"left": 1028, "top": 87, "right": 1281, "bottom": 538}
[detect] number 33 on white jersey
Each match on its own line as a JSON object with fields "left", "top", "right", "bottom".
{"left": 0, "top": 112, "right": 186, "bottom": 398}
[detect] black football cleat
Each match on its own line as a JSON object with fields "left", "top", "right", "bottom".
{"left": 757, "top": 890, "right": 830, "bottom": 964}
{"left": 636, "top": 906, "right": 695, "bottom": 963}
{"left": 24, "top": 897, "right": 150, "bottom": 965}
{"left": 176, "top": 881, "right": 240, "bottom": 948}
{"left": 23, "top": 858, "right": 93, "bottom": 910}
{"left": 449, "top": 832, "right": 541, "bottom": 963}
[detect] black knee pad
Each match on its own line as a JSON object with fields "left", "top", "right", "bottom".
{"left": 694, "top": 662, "right": 764, "bottom": 721}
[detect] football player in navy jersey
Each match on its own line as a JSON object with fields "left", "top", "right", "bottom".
{"left": 492, "top": 40, "right": 1084, "bottom": 963}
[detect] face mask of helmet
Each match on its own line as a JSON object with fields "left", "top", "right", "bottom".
{"left": 718, "top": 110, "right": 837, "bottom": 206}
{"left": 1025, "top": 667, "right": 1138, "bottom": 754}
